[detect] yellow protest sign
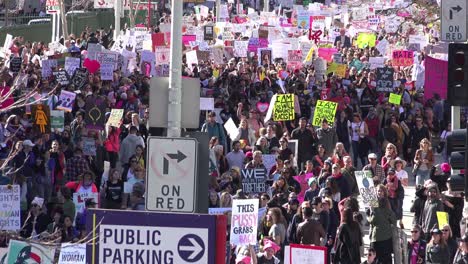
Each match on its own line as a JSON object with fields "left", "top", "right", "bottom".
{"left": 304, "top": 47, "right": 315, "bottom": 63}
{"left": 326, "top": 63, "right": 347, "bottom": 78}
{"left": 273, "top": 94, "right": 295, "bottom": 121}
{"left": 389, "top": 93, "right": 402, "bottom": 105}
{"left": 356, "top": 32, "right": 376, "bottom": 49}
{"left": 436, "top": 211, "right": 449, "bottom": 228}
{"left": 107, "top": 109, "right": 124, "bottom": 127}
{"left": 312, "top": 100, "right": 338, "bottom": 126}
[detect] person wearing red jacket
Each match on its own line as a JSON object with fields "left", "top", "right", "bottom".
{"left": 104, "top": 125, "right": 121, "bottom": 169}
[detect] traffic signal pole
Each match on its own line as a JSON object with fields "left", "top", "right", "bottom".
{"left": 465, "top": 122, "right": 468, "bottom": 201}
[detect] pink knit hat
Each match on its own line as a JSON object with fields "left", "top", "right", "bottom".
{"left": 441, "top": 163, "right": 451, "bottom": 173}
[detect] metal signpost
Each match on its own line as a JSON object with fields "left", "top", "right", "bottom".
{"left": 146, "top": 137, "right": 198, "bottom": 213}
{"left": 441, "top": 0, "right": 467, "bottom": 42}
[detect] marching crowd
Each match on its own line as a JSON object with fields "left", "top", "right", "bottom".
{"left": 0, "top": 0, "right": 467, "bottom": 264}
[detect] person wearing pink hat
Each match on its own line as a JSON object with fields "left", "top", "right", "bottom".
{"left": 257, "top": 239, "right": 281, "bottom": 264}
{"left": 235, "top": 255, "right": 251, "bottom": 264}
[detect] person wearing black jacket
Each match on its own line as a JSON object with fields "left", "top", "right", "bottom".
{"left": 20, "top": 198, "right": 51, "bottom": 238}
{"left": 291, "top": 117, "right": 316, "bottom": 170}
{"left": 407, "top": 225, "right": 427, "bottom": 264}
{"left": 408, "top": 117, "right": 430, "bottom": 164}
{"left": 453, "top": 235, "right": 468, "bottom": 264}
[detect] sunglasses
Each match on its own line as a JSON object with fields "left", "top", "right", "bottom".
{"left": 369, "top": 158, "right": 377, "bottom": 160}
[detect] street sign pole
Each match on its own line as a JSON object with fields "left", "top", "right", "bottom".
{"left": 441, "top": 0, "right": 467, "bottom": 42}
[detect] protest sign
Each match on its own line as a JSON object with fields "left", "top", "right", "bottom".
{"left": 389, "top": 93, "right": 402, "bottom": 105}
{"left": 273, "top": 94, "right": 295, "bottom": 121}
{"left": 424, "top": 56, "right": 448, "bottom": 100}
{"left": 53, "top": 70, "right": 70, "bottom": 86}
{"left": 326, "top": 63, "right": 346, "bottom": 78}
{"left": 50, "top": 110, "right": 65, "bottom": 132}
{"left": 41, "top": 59, "right": 58, "bottom": 78}
{"left": 241, "top": 168, "right": 268, "bottom": 194}
{"left": 262, "top": 154, "right": 277, "bottom": 173}
{"left": 9, "top": 57, "right": 21, "bottom": 72}
{"left": 293, "top": 173, "right": 313, "bottom": 203}
{"left": 6, "top": 240, "right": 55, "bottom": 264}
{"left": 0, "top": 185, "right": 20, "bottom": 230}
{"left": 392, "top": 50, "right": 414, "bottom": 67}
{"left": 107, "top": 109, "right": 124, "bottom": 127}
{"left": 82, "top": 137, "right": 96, "bottom": 156}
{"left": 84, "top": 96, "right": 106, "bottom": 130}
{"left": 356, "top": 32, "right": 376, "bottom": 48}
{"left": 375, "top": 39, "right": 388, "bottom": 56}
{"left": 259, "top": 49, "right": 272, "bottom": 65}
{"left": 65, "top": 57, "right": 81, "bottom": 76}
{"left": 204, "top": 25, "right": 214, "bottom": 41}
{"left": 100, "top": 63, "right": 114, "bottom": 81}
{"left": 230, "top": 199, "right": 259, "bottom": 246}
{"left": 318, "top": 47, "right": 338, "bottom": 62}
{"left": 200, "top": 97, "right": 215, "bottom": 111}
{"left": 234, "top": 41, "right": 248, "bottom": 57}
{"left": 248, "top": 38, "right": 259, "bottom": 53}
{"left": 287, "top": 50, "right": 303, "bottom": 69}
{"left": 211, "top": 47, "right": 224, "bottom": 64}
{"left": 31, "top": 104, "right": 51, "bottom": 133}
{"left": 312, "top": 100, "right": 338, "bottom": 127}
{"left": 224, "top": 118, "right": 239, "bottom": 141}
{"left": 332, "top": 53, "right": 342, "bottom": 64}
{"left": 155, "top": 47, "right": 170, "bottom": 64}
{"left": 314, "top": 58, "right": 327, "bottom": 81}
{"left": 436, "top": 211, "right": 449, "bottom": 228}
{"left": 355, "top": 170, "right": 378, "bottom": 207}
{"left": 57, "top": 90, "right": 76, "bottom": 112}
{"left": 71, "top": 68, "right": 89, "bottom": 89}
{"left": 288, "top": 244, "right": 327, "bottom": 264}
{"left": 369, "top": 57, "right": 385, "bottom": 69}
{"left": 58, "top": 243, "right": 86, "bottom": 264}
{"left": 376, "top": 67, "right": 394, "bottom": 92}
{"left": 297, "top": 10, "right": 311, "bottom": 29}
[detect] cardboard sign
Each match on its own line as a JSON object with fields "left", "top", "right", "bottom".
{"left": 312, "top": 100, "right": 338, "bottom": 127}
{"left": 72, "top": 68, "right": 89, "bottom": 89}
{"left": 82, "top": 137, "right": 96, "bottom": 156}
{"left": 50, "top": 110, "right": 65, "bottom": 132}
{"left": 288, "top": 244, "right": 327, "bottom": 264}
{"left": 389, "top": 93, "right": 402, "bottom": 105}
{"left": 369, "top": 57, "right": 386, "bottom": 69}
{"left": 84, "top": 96, "right": 106, "bottom": 130}
{"left": 107, "top": 109, "right": 124, "bottom": 127}
{"left": 53, "top": 70, "right": 70, "bottom": 86}
{"left": 376, "top": 67, "right": 394, "bottom": 92}
{"left": 31, "top": 104, "right": 51, "bottom": 133}
{"left": 436, "top": 211, "right": 449, "bottom": 228}
{"left": 355, "top": 170, "right": 378, "bottom": 207}
{"left": 293, "top": 174, "right": 313, "bottom": 203}
{"left": 57, "top": 90, "right": 76, "bottom": 112}
{"left": 273, "top": 94, "right": 295, "bottom": 121}
{"left": 241, "top": 168, "right": 268, "bottom": 194}
{"left": 9, "top": 57, "right": 21, "bottom": 72}
{"left": 392, "top": 50, "right": 414, "bottom": 67}
{"left": 100, "top": 63, "right": 114, "bottom": 81}
{"left": 375, "top": 39, "right": 388, "bottom": 56}
{"left": 58, "top": 243, "right": 86, "bottom": 264}
{"left": 230, "top": 199, "right": 259, "bottom": 246}
{"left": 0, "top": 185, "right": 20, "bottom": 230}
{"left": 65, "top": 57, "right": 81, "bottom": 76}
{"left": 96, "top": 51, "right": 119, "bottom": 70}
{"left": 200, "top": 97, "right": 215, "bottom": 111}
{"left": 234, "top": 41, "right": 248, "bottom": 57}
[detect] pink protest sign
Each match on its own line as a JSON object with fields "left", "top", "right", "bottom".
{"left": 424, "top": 56, "right": 448, "bottom": 100}
{"left": 182, "top": 35, "right": 196, "bottom": 46}
{"left": 392, "top": 50, "right": 414, "bottom": 66}
{"left": 318, "top": 48, "right": 338, "bottom": 62}
{"left": 293, "top": 173, "right": 313, "bottom": 203}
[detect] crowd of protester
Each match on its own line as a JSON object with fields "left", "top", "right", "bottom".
{"left": 0, "top": 0, "right": 468, "bottom": 264}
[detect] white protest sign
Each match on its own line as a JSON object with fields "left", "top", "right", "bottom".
{"left": 0, "top": 185, "right": 21, "bottom": 230}
{"left": 234, "top": 41, "right": 248, "bottom": 57}
{"left": 314, "top": 58, "right": 327, "bottom": 82}
{"left": 96, "top": 51, "right": 119, "bottom": 70}
{"left": 369, "top": 57, "right": 386, "bottom": 69}
{"left": 409, "top": 34, "right": 428, "bottom": 49}
{"left": 200, "top": 97, "right": 215, "bottom": 111}
{"left": 73, "top": 192, "right": 99, "bottom": 215}
{"left": 100, "top": 64, "right": 114, "bottom": 81}
{"left": 375, "top": 39, "right": 388, "bottom": 56}
{"left": 355, "top": 170, "right": 378, "bottom": 207}
{"left": 65, "top": 57, "right": 81, "bottom": 77}
{"left": 41, "top": 59, "right": 58, "bottom": 78}
{"left": 58, "top": 243, "right": 86, "bottom": 264}
{"left": 224, "top": 118, "right": 239, "bottom": 141}
{"left": 288, "top": 244, "right": 327, "bottom": 264}
{"left": 230, "top": 199, "right": 258, "bottom": 246}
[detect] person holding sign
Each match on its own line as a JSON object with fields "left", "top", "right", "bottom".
{"left": 291, "top": 117, "right": 316, "bottom": 171}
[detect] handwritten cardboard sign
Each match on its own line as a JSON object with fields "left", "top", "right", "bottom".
{"left": 389, "top": 93, "right": 402, "bottom": 105}
{"left": 230, "top": 199, "right": 258, "bottom": 246}
{"left": 52, "top": 70, "right": 70, "bottom": 86}
{"left": 376, "top": 67, "right": 394, "bottom": 92}
{"left": 312, "top": 100, "right": 338, "bottom": 126}
{"left": 273, "top": 94, "right": 295, "bottom": 121}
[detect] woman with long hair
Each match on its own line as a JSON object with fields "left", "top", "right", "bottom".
{"left": 441, "top": 224, "right": 458, "bottom": 263}
{"left": 61, "top": 215, "right": 79, "bottom": 243}
{"left": 287, "top": 201, "right": 310, "bottom": 244}
{"left": 47, "top": 140, "right": 66, "bottom": 193}
{"left": 331, "top": 142, "right": 348, "bottom": 169}
{"left": 350, "top": 113, "right": 369, "bottom": 168}
{"left": 101, "top": 168, "right": 124, "bottom": 209}
{"left": 369, "top": 190, "right": 396, "bottom": 263}
{"left": 334, "top": 207, "right": 363, "bottom": 264}
{"left": 312, "top": 144, "right": 328, "bottom": 174}
{"left": 414, "top": 138, "right": 434, "bottom": 186}
{"left": 381, "top": 143, "right": 398, "bottom": 173}
{"left": 441, "top": 180, "right": 464, "bottom": 239}
{"left": 266, "top": 207, "right": 286, "bottom": 255}
{"left": 426, "top": 228, "right": 450, "bottom": 264}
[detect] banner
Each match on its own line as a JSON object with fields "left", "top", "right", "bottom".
{"left": 356, "top": 32, "right": 376, "bottom": 49}
{"left": 31, "top": 104, "right": 51, "bottom": 133}
{"left": 230, "top": 199, "right": 259, "bottom": 246}
{"left": 424, "top": 56, "right": 448, "bottom": 100}
{"left": 58, "top": 243, "right": 86, "bottom": 264}
{"left": 312, "top": 100, "right": 338, "bottom": 127}
{"left": 241, "top": 168, "right": 268, "bottom": 194}
{"left": 107, "top": 109, "right": 124, "bottom": 127}
{"left": 6, "top": 240, "right": 55, "bottom": 264}
{"left": 389, "top": 93, "right": 401, "bottom": 105}
{"left": 57, "top": 90, "right": 76, "bottom": 112}
{"left": 392, "top": 50, "right": 414, "bottom": 67}
{"left": 0, "top": 185, "right": 20, "bottom": 230}
{"left": 355, "top": 170, "right": 378, "bottom": 207}
{"left": 376, "top": 67, "right": 394, "bottom": 92}
{"left": 293, "top": 173, "right": 313, "bottom": 203}
{"left": 50, "top": 110, "right": 65, "bottom": 132}
{"left": 273, "top": 94, "right": 295, "bottom": 121}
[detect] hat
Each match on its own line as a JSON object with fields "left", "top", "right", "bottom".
{"left": 324, "top": 158, "right": 333, "bottom": 167}
{"left": 390, "top": 157, "right": 407, "bottom": 168}
{"left": 85, "top": 198, "right": 97, "bottom": 207}
{"left": 308, "top": 177, "right": 317, "bottom": 186}
{"left": 431, "top": 228, "right": 442, "bottom": 235}
{"left": 236, "top": 255, "right": 251, "bottom": 264}
{"left": 441, "top": 163, "right": 451, "bottom": 173}
{"left": 368, "top": 153, "right": 378, "bottom": 159}
{"left": 263, "top": 239, "right": 281, "bottom": 253}
{"left": 23, "top": 140, "right": 35, "bottom": 147}
{"left": 388, "top": 168, "right": 396, "bottom": 174}
{"left": 31, "top": 197, "right": 44, "bottom": 208}
{"left": 245, "top": 151, "right": 253, "bottom": 158}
